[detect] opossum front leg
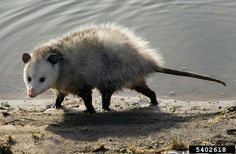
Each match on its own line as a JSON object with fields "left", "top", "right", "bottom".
{"left": 130, "top": 80, "right": 158, "bottom": 105}
{"left": 52, "top": 92, "right": 65, "bottom": 109}
{"left": 78, "top": 87, "right": 96, "bottom": 114}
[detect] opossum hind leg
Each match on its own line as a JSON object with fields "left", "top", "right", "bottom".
{"left": 99, "top": 88, "right": 115, "bottom": 111}
{"left": 129, "top": 80, "right": 158, "bottom": 105}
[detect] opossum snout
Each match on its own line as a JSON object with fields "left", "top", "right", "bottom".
{"left": 28, "top": 88, "right": 37, "bottom": 98}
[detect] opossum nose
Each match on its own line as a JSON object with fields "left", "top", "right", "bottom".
{"left": 28, "top": 88, "right": 37, "bottom": 98}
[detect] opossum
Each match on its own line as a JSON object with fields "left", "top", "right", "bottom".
{"left": 22, "top": 23, "right": 226, "bottom": 114}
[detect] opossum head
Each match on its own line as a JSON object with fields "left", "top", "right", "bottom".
{"left": 22, "top": 51, "right": 60, "bottom": 98}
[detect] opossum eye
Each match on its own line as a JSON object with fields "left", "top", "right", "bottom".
{"left": 39, "top": 77, "right": 45, "bottom": 83}
{"left": 27, "top": 77, "right": 32, "bottom": 82}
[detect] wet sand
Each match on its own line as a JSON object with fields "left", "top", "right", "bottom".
{"left": 0, "top": 96, "right": 235, "bottom": 153}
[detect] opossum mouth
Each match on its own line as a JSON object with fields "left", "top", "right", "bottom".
{"left": 27, "top": 89, "right": 38, "bottom": 98}
{"left": 27, "top": 89, "right": 48, "bottom": 98}
{"left": 28, "top": 93, "right": 37, "bottom": 98}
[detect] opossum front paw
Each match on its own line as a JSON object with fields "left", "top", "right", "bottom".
{"left": 150, "top": 100, "right": 158, "bottom": 106}
{"left": 83, "top": 109, "right": 96, "bottom": 115}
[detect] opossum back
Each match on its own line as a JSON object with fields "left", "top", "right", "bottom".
{"left": 61, "top": 23, "right": 165, "bottom": 67}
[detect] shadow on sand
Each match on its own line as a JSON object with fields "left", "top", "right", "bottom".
{"left": 46, "top": 106, "right": 219, "bottom": 141}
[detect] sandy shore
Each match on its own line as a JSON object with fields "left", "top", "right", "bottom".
{"left": 0, "top": 95, "right": 235, "bottom": 153}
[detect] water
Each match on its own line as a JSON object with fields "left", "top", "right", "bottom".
{"left": 0, "top": 0, "right": 236, "bottom": 100}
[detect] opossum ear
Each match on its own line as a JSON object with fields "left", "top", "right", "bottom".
{"left": 22, "top": 53, "right": 31, "bottom": 64}
{"left": 47, "top": 54, "right": 59, "bottom": 65}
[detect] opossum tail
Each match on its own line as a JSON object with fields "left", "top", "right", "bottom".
{"left": 155, "top": 66, "right": 226, "bottom": 86}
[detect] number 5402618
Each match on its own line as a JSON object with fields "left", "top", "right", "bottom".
{"left": 189, "top": 146, "right": 235, "bottom": 153}
{"left": 196, "top": 146, "right": 226, "bottom": 153}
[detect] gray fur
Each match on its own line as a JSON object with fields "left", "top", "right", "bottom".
{"left": 33, "top": 24, "right": 164, "bottom": 94}
{"left": 23, "top": 23, "right": 225, "bottom": 113}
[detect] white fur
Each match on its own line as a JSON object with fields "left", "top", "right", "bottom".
{"left": 24, "top": 58, "right": 59, "bottom": 97}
